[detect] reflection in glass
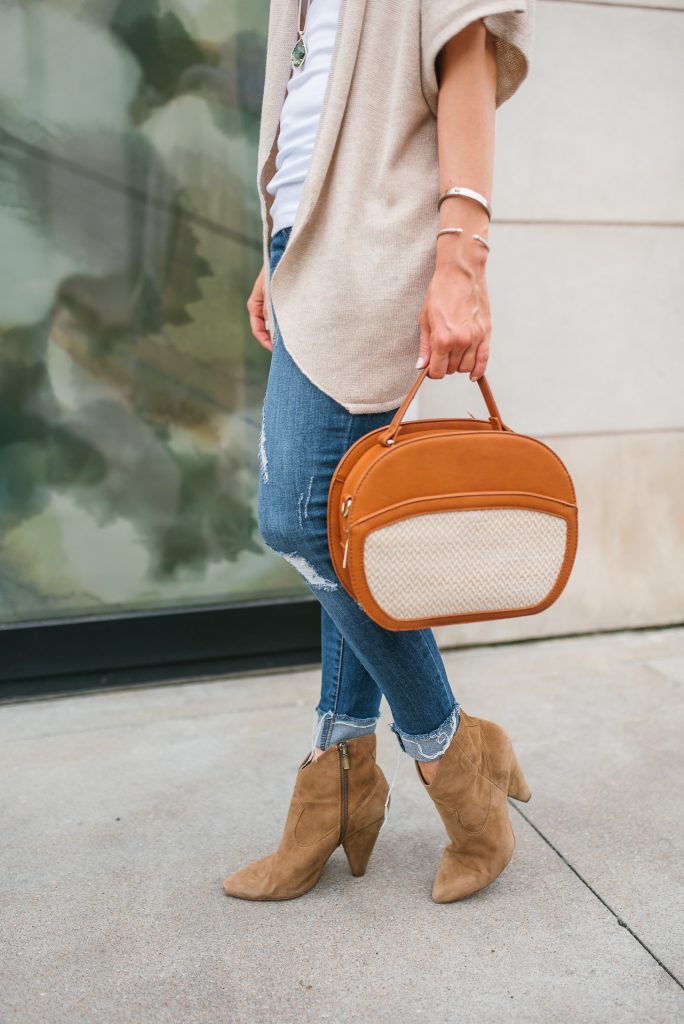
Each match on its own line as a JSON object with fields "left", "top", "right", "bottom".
{"left": 0, "top": 0, "right": 307, "bottom": 624}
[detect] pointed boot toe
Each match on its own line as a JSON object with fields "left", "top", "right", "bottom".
{"left": 431, "top": 870, "right": 495, "bottom": 904}
{"left": 223, "top": 734, "right": 389, "bottom": 901}
{"left": 431, "top": 855, "right": 483, "bottom": 904}
{"left": 418, "top": 708, "right": 529, "bottom": 903}
{"left": 222, "top": 855, "right": 278, "bottom": 900}
{"left": 430, "top": 840, "right": 515, "bottom": 903}
{"left": 222, "top": 862, "right": 259, "bottom": 899}
{"left": 222, "top": 873, "right": 250, "bottom": 899}
{"left": 222, "top": 853, "right": 324, "bottom": 901}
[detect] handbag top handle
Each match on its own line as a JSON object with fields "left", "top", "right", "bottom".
{"left": 379, "top": 367, "right": 505, "bottom": 446}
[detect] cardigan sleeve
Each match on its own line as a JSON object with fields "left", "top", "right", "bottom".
{"left": 420, "top": 0, "right": 535, "bottom": 116}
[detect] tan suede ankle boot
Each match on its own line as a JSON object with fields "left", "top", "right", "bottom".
{"left": 223, "top": 733, "right": 389, "bottom": 901}
{"left": 416, "top": 708, "right": 532, "bottom": 903}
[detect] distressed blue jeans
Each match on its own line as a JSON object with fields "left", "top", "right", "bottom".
{"left": 257, "top": 226, "right": 460, "bottom": 762}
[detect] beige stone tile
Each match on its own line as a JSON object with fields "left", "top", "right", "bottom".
{"left": 493, "top": 2, "right": 684, "bottom": 222}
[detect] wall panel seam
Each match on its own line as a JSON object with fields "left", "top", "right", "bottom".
{"left": 492, "top": 221, "right": 684, "bottom": 229}
{"left": 540, "top": 0, "right": 684, "bottom": 14}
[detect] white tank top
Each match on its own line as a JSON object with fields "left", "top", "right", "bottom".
{"left": 267, "top": 0, "right": 342, "bottom": 237}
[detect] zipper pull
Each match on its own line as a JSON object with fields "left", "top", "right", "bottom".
{"left": 339, "top": 741, "right": 350, "bottom": 770}
{"left": 342, "top": 529, "right": 350, "bottom": 569}
{"left": 341, "top": 497, "right": 352, "bottom": 569}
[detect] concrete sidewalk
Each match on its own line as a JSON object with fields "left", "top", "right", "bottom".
{"left": 1, "top": 627, "right": 683, "bottom": 1024}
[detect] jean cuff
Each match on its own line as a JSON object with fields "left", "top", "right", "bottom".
{"left": 389, "top": 700, "right": 461, "bottom": 762}
{"left": 313, "top": 708, "right": 379, "bottom": 750}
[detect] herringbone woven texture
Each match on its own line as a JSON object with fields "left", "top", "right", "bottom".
{"left": 363, "top": 508, "right": 567, "bottom": 620}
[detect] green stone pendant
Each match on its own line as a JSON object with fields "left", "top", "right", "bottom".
{"left": 291, "top": 34, "right": 307, "bottom": 70}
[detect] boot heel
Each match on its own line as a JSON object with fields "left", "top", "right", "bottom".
{"left": 507, "top": 748, "right": 532, "bottom": 802}
{"left": 342, "top": 818, "right": 383, "bottom": 876}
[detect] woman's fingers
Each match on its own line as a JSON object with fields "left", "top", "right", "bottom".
{"left": 469, "top": 335, "right": 490, "bottom": 381}
{"left": 428, "top": 348, "right": 451, "bottom": 379}
{"left": 247, "top": 267, "right": 273, "bottom": 351}
{"left": 429, "top": 322, "right": 475, "bottom": 379}
{"left": 247, "top": 307, "right": 272, "bottom": 349}
{"left": 446, "top": 349, "right": 465, "bottom": 374}
{"left": 442, "top": 315, "right": 490, "bottom": 379}
{"left": 249, "top": 310, "right": 273, "bottom": 350}
{"left": 453, "top": 343, "right": 477, "bottom": 375}
{"left": 427, "top": 325, "right": 453, "bottom": 378}
{"left": 467, "top": 309, "right": 491, "bottom": 379}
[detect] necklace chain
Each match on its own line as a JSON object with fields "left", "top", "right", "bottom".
{"left": 291, "top": 0, "right": 308, "bottom": 69}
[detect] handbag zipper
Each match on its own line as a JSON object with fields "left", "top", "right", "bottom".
{"left": 342, "top": 527, "right": 350, "bottom": 568}
{"left": 341, "top": 497, "right": 352, "bottom": 569}
{"left": 338, "top": 741, "right": 350, "bottom": 844}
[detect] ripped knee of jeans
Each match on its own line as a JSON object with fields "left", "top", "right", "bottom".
{"left": 278, "top": 551, "right": 339, "bottom": 591}
{"left": 258, "top": 416, "right": 269, "bottom": 484}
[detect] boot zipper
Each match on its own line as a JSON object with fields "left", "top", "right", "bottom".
{"left": 338, "top": 741, "right": 350, "bottom": 844}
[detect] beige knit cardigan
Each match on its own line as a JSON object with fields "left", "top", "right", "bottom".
{"left": 258, "top": 0, "right": 535, "bottom": 413}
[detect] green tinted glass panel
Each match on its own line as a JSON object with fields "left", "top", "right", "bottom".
{"left": 0, "top": 0, "right": 307, "bottom": 624}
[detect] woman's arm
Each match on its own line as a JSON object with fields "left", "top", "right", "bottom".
{"left": 417, "top": 19, "right": 498, "bottom": 382}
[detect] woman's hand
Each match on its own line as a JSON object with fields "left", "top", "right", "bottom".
{"left": 247, "top": 265, "right": 273, "bottom": 351}
{"left": 417, "top": 235, "right": 491, "bottom": 381}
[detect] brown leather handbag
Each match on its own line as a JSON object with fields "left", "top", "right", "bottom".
{"left": 327, "top": 366, "right": 578, "bottom": 631}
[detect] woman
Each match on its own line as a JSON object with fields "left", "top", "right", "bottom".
{"left": 224, "top": 0, "right": 535, "bottom": 903}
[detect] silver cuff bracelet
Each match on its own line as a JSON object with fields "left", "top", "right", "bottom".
{"left": 438, "top": 186, "right": 492, "bottom": 220}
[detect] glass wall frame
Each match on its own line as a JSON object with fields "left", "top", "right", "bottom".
{"left": 0, "top": 0, "right": 318, "bottom": 695}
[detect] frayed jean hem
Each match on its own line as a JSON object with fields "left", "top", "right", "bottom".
{"left": 313, "top": 708, "right": 379, "bottom": 750}
{"left": 390, "top": 700, "right": 461, "bottom": 762}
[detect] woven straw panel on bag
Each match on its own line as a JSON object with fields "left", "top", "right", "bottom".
{"left": 363, "top": 508, "right": 568, "bottom": 620}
